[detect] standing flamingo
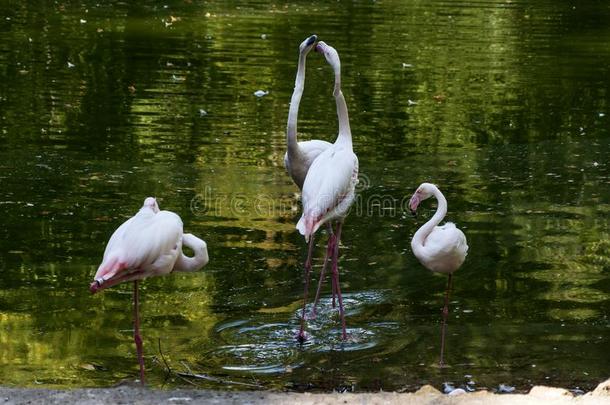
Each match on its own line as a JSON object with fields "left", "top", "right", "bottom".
{"left": 89, "top": 197, "right": 209, "bottom": 384}
{"left": 284, "top": 34, "right": 332, "bottom": 189}
{"left": 409, "top": 183, "right": 468, "bottom": 366}
{"left": 295, "top": 41, "right": 359, "bottom": 341}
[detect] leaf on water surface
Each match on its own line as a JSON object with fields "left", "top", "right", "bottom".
{"left": 498, "top": 383, "right": 516, "bottom": 393}
{"left": 79, "top": 363, "right": 106, "bottom": 371}
{"left": 80, "top": 363, "right": 95, "bottom": 371}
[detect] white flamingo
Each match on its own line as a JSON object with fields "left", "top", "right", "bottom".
{"left": 295, "top": 41, "right": 359, "bottom": 341}
{"left": 409, "top": 183, "right": 468, "bottom": 366}
{"left": 90, "top": 197, "right": 209, "bottom": 384}
{"left": 284, "top": 34, "right": 332, "bottom": 189}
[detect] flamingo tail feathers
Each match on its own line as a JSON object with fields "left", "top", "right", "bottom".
{"left": 296, "top": 213, "right": 321, "bottom": 242}
{"left": 89, "top": 254, "right": 127, "bottom": 294}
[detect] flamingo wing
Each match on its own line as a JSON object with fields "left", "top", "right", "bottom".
{"left": 297, "top": 145, "right": 358, "bottom": 238}
{"left": 93, "top": 210, "right": 183, "bottom": 291}
{"left": 284, "top": 139, "right": 332, "bottom": 188}
{"left": 422, "top": 223, "right": 468, "bottom": 273}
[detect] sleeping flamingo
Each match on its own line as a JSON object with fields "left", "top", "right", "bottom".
{"left": 409, "top": 183, "right": 468, "bottom": 366}
{"left": 90, "top": 197, "right": 209, "bottom": 384}
{"left": 295, "top": 41, "right": 359, "bottom": 341}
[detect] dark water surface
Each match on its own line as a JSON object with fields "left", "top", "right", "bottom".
{"left": 1, "top": 0, "right": 609, "bottom": 392}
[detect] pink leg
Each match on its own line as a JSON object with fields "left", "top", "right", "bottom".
{"left": 311, "top": 224, "right": 335, "bottom": 318}
{"left": 133, "top": 280, "right": 145, "bottom": 384}
{"left": 331, "top": 222, "right": 347, "bottom": 340}
{"left": 297, "top": 234, "right": 315, "bottom": 342}
{"left": 439, "top": 273, "right": 453, "bottom": 367}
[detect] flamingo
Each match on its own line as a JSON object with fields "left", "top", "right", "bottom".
{"left": 89, "top": 197, "right": 209, "bottom": 384}
{"left": 295, "top": 41, "right": 359, "bottom": 341}
{"left": 284, "top": 34, "right": 332, "bottom": 189}
{"left": 409, "top": 183, "right": 468, "bottom": 366}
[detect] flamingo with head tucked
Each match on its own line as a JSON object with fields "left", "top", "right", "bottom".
{"left": 295, "top": 41, "right": 359, "bottom": 341}
{"left": 90, "top": 197, "right": 209, "bottom": 384}
{"left": 409, "top": 183, "right": 468, "bottom": 366}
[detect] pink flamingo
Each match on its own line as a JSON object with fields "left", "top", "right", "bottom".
{"left": 409, "top": 183, "right": 468, "bottom": 366}
{"left": 90, "top": 197, "right": 209, "bottom": 384}
{"left": 295, "top": 41, "right": 359, "bottom": 341}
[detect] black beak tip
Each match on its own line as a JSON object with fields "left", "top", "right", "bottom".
{"left": 306, "top": 35, "right": 317, "bottom": 46}
{"left": 410, "top": 209, "right": 417, "bottom": 218}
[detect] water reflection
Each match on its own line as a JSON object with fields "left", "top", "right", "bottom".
{"left": 0, "top": 0, "right": 609, "bottom": 393}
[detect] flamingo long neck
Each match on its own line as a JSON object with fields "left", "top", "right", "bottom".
{"left": 286, "top": 51, "right": 308, "bottom": 157}
{"left": 412, "top": 186, "right": 447, "bottom": 251}
{"left": 174, "top": 233, "right": 209, "bottom": 272}
{"left": 331, "top": 63, "right": 352, "bottom": 148}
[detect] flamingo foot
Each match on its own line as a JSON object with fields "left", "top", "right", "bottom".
{"left": 296, "top": 329, "right": 309, "bottom": 343}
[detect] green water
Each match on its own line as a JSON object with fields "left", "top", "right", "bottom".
{"left": 0, "top": 0, "right": 609, "bottom": 393}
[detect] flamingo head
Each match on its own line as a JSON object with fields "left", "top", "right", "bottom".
{"left": 299, "top": 34, "right": 317, "bottom": 55}
{"left": 315, "top": 41, "right": 341, "bottom": 74}
{"left": 409, "top": 182, "right": 436, "bottom": 213}
{"left": 142, "top": 197, "right": 160, "bottom": 213}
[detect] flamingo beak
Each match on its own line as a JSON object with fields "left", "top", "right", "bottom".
{"left": 306, "top": 34, "right": 317, "bottom": 47}
{"left": 315, "top": 41, "right": 325, "bottom": 54}
{"left": 409, "top": 194, "right": 420, "bottom": 216}
{"left": 89, "top": 279, "right": 102, "bottom": 294}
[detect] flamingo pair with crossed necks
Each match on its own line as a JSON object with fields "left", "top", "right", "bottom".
{"left": 285, "top": 35, "right": 358, "bottom": 342}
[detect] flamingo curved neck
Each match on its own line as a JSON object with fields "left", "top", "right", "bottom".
{"left": 174, "top": 233, "right": 209, "bottom": 272}
{"left": 412, "top": 186, "right": 447, "bottom": 251}
{"left": 331, "top": 64, "right": 352, "bottom": 147}
{"left": 287, "top": 51, "right": 308, "bottom": 157}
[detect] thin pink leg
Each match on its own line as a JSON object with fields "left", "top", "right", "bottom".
{"left": 297, "top": 234, "right": 315, "bottom": 342}
{"left": 311, "top": 224, "right": 335, "bottom": 318}
{"left": 439, "top": 273, "right": 453, "bottom": 367}
{"left": 133, "top": 280, "right": 145, "bottom": 384}
{"left": 331, "top": 250, "right": 337, "bottom": 309}
{"left": 331, "top": 222, "right": 347, "bottom": 340}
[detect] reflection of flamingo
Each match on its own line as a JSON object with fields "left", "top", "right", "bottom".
{"left": 295, "top": 41, "right": 359, "bottom": 341}
{"left": 90, "top": 197, "right": 209, "bottom": 384}
{"left": 409, "top": 183, "right": 468, "bottom": 366}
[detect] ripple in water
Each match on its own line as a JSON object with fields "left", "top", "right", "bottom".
{"left": 208, "top": 290, "right": 394, "bottom": 374}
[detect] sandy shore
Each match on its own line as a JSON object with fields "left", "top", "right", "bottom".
{"left": 1, "top": 379, "right": 609, "bottom": 404}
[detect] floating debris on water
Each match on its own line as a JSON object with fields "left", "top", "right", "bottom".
{"left": 498, "top": 384, "right": 516, "bottom": 393}
{"left": 254, "top": 90, "right": 269, "bottom": 98}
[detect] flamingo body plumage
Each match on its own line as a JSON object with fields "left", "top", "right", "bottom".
{"left": 409, "top": 183, "right": 468, "bottom": 273}
{"left": 296, "top": 144, "right": 358, "bottom": 240}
